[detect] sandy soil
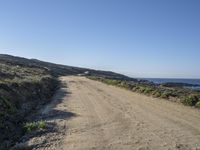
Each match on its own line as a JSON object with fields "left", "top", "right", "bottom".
{"left": 14, "top": 76, "right": 200, "bottom": 150}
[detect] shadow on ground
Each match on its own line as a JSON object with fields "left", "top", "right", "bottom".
{"left": 11, "top": 82, "right": 76, "bottom": 150}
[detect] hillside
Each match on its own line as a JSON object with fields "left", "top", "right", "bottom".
{"left": 0, "top": 54, "right": 131, "bottom": 79}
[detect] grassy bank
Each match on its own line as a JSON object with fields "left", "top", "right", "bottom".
{"left": 87, "top": 76, "right": 200, "bottom": 108}
{"left": 0, "top": 62, "right": 59, "bottom": 149}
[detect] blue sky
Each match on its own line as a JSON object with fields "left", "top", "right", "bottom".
{"left": 0, "top": 0, "right": 200, "bottom": 78}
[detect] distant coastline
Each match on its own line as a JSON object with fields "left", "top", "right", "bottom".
{"left": 143, "top": 78, "right": 200, "bottom": 90}
{"left": 143, "top": 78, "right": 200, "bottom": 85}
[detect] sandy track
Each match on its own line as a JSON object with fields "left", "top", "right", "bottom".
{"left": 18, "top": 76, "right": 200, "bottom": 150}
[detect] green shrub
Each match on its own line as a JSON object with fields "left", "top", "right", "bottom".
{"left": 24, "top": 120, "right": 46, "bottom": 132}
{"left": 195, "top": 101, "right": 200, "bottom": 108}
{"left": 152, "top": 90, "right": 161, "bottom": 97}
{"left": 38, "top": 120, "right": 46, "bottom": 129}
{"left": 138, "top": 86, "right": 146, "bottom": 93}
{"left": 160, "top": 91, "right": 173, "bottom": 99}
{"left": 24, "top": 122, "right": 37, "bottom": 132}
{"left": 132, "top": 86, "right": 138, "bottom": 92}
{"left": 117, "top": 81, "right": 131, "bottom": 89}
{"left": 105, "top": 79, "right": 121, "bottom": 86}
{"left": 181, "top": 94, "right": 199, "bottom": 106}
{"left": 161, "top": 93, "right": 168, "bottom": 99}
{"left": 143, "top": 87, "right": 155, "bottom": 94}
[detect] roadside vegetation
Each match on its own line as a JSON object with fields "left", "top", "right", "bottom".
{"left": 24, "top": 120, "right": 46, "bottom": 132}
{"left": 87, "top": 76, "right": 200, "bottom": 108}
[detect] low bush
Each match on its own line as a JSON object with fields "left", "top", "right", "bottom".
{"left": 161, "top": 92, "right": 169, "bottom": 99}
{"left": 195, "top": 101, "right": 200, "bottom": 108}
{"left": 24, "top": 122, "right": 37, "bottom": 132}
{"left": 143, "top": 87, "right": 155, "bottom": 94}
{"left": 160, "top": 90, "right": 176, "bottom": 99}
{"left": 119, "top": 81, "right": 131, "bottom": 89}
{"left": 137, "top": 86, "right": 146, "bottom": 93}
{"left": 131, "top": 86, "right": 139, "bottom": 92}
{"left": 38, "top": 120, "right": 46, "bottom": 129}
{"left": 181, "top": 94, "right": 199, "bottom": 106}
{"left": 105, "top": 79, "right": 121, "bottom": 86}
{"left": 152, "top": 90, "right": 161, "bottom": 98}
{"left": 24, "top": 120, "right": 46, "bottom": 132}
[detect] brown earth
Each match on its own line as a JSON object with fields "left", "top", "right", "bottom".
{"left": 13, "top": 76, "right": 200, "bottom": 150}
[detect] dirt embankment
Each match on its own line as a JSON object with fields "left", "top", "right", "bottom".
{"left": 0, "top": 76, "right": 58, "bottom": 149}
{"left": 13, "top": 76, "right": 200, "bottom": 150}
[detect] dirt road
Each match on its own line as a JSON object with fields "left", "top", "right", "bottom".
{"left": 17, "top": 76, "right": 200, "bottom": 150}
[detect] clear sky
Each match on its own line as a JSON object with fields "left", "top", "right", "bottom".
{"left": 0, "top": 0, "right": 200, "bottom": 78}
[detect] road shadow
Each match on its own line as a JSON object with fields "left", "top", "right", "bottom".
{"left": 11, "top": 81, "right": 77, "bottom": 150}
{"left": 38, "top": 81, "right": 77, "bottom": 121}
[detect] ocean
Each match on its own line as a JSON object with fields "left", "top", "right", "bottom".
{"left": 144, "top": 78, "right": 200, "bottom": 85}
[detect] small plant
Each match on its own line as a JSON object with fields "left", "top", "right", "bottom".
{"left": 181, "top": 94, "right": 199, "bottom": 106}
{"left": 195, "top": 101, "right": 200, "bottom": 108}
{"left": 152, "top": 90, "right": 161, "bottom": 97}
{"left": 24, "top": 122, "right": 37, "bottom": 132}
{"left": 161, "top": 93, "right": 168, "bottom": 99}
{"left": 105, "top": 79, "right": 121, "bottom": 86}
{"left": 138, "top": 86, "right": 146, "bottom": 93}
{"left": 131, "top": 86, "right": 138, "bottom": 91}
{"left": 24, "top": 120, "right": 46, "bottom": 132}
{"left": 143, "top": 87, "right": 154, "bottom": 94}
{"left": 38, "top": 120, "right": 46, "bottom": 129}
{"left": 160, "top": 91, "right": 173, "bottom": 99}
